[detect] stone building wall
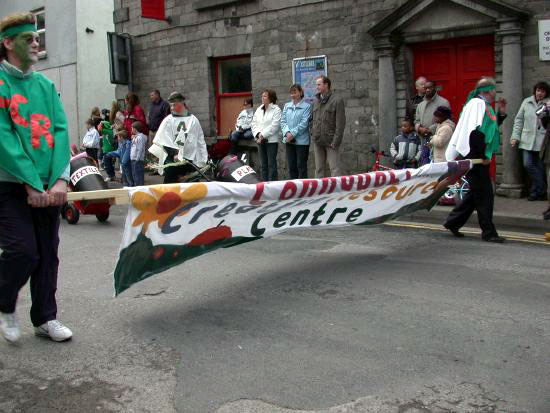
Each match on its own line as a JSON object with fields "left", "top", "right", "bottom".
{"left": 113, "top": 0, "right": 550, "bottom": 178}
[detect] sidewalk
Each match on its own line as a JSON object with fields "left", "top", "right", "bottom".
{"left": 399, "top": 195, "right": 550, "bottom": 236}
{"left": 105, "top": 171, "right": 550, "bottom": 236}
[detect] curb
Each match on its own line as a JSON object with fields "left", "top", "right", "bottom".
{"left": 397, "top": 206, "right": 550, "bottom": 236}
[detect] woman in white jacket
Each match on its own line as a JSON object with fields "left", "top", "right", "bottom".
{"left": 252, "top": 89, "right": 281, "bottom": 181}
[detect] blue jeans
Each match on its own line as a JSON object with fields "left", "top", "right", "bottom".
{"left": 229, "top": 129, "right": 254, "bottom": 155}
{"left": 103, "top": 152, "right": 119, "bottom": 178}
{"left": 131, "top": 160, "right": 145, "bottom": 186}
{"left": 522, "top": 149, "right": 546, "bottom": 197}
{"left": 121, "top": 162, "right": 134, "bottom": 187}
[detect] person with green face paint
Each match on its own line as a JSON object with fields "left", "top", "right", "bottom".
{"left": 0, "top": 12, "right": 73, "bottom": 343}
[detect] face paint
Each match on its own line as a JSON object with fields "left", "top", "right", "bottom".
{"left": 12, "top": 32, "right": 39, "bottom": 69}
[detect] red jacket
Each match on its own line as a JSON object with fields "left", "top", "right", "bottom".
{"left": 124, "top": 104, "right": 148, "bottom": 136}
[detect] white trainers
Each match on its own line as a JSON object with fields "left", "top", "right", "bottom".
{"left": 0, "top": 311, "right": 21, "bottom": 343}
{"left": 35, "top": 320, "right": 73, "bottom": 342}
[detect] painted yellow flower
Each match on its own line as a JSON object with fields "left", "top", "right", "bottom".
{"left": 131, "top": 183, "right": 208, "bottom": 232}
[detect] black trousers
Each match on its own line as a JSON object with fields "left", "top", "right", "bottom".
{"left": 0, "top": 183, "right": 61, "bottom": 326}
{"left": 163, "top": 162, "right": 197, "bottom": 183}
{"left": 258, "top": 142, "right": 278, "bottom": 181}
{"left": 286, "top": 143, "right": 309, "bottom": 179}
{"left": 444, "top": 164, "right": 498, "bottom": 240}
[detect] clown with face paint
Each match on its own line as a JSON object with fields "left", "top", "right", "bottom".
{"left": 0, "top": 12, "right": 72, "bottom": 343}
{"left": 148, "top": 91, "right": 208, "bottom": 183}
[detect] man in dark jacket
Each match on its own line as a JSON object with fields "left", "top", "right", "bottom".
{"left": 148, "top": 89, "right": 170, "bottom": 146}
{"left": 311, "top": 76, "right": 346, "bottom": 177}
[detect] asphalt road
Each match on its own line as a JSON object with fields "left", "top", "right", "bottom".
{"left": 1, "top": 205, "right": 549, "bottom": 413}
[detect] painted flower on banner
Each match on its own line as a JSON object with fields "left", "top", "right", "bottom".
{"left": 131, "top": 183, "right": 208, "bottom": 232}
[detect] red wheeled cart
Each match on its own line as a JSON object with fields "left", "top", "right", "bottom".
{"left": 62, "top": 152, "right": 111, "bottom": 225}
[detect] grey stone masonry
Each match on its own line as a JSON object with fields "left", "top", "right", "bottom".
{"left": 114, "top": 0, "right": 549, "bottom": 180}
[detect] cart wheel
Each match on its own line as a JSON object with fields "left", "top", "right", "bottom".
{"left": 96, "top": 211, "right": 109, "bottom": 222}
{"left": 64, "top": 204, "right": 80, "bottom": 224}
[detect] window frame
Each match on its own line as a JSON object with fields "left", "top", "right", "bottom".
{"left": 32, "top": 7, "right": 47, "bottom": 59}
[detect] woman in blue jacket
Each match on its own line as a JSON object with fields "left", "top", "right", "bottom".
{"left": 281, "top": 84, "right": 312, "bottom": 179}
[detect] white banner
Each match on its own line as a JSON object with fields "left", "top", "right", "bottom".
{"left": 113, "top": 161, "right": 471, "bottom": 294}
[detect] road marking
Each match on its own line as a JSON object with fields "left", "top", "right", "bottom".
{"left": 386, "top": 221, "right": 550, "bottom": 245}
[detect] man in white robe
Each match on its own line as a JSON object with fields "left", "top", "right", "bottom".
{"left": 149, "top": 92, "right": 208, "bottom": 183}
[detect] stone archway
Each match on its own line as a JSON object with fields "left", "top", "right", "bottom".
{"left": 368, "top": 0, "right": 529, "bottom": 197}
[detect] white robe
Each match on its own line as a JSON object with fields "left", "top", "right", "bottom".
{"left": 149, "top": 114, "right": 208, "bottom": 174}
{"left": 445, "top": 98, "right": 486, "bottom": 161}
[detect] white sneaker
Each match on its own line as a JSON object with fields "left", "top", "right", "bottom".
{"left": 35, "top": 320, "right": 73, "bottom": 342}
{"left": 104, "top": 177, "right": 112, "bottom": 182}
{"left": 0, "top": 312, "right": 21, "bottom": 343}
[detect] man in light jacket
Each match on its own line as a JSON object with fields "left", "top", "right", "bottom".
{"left": 310, "top": 76, "right": 346, "bottom": 177}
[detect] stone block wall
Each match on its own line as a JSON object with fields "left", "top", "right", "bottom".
{"left": 113, "top": 0, "right": 549, "bottom": 179}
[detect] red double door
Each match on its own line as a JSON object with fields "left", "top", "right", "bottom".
{"left": 411, "top": 35, "right": 495, "bottom": 121}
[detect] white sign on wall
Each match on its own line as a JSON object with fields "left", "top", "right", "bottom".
{"left": 539, "top": 20, "right": 550, "bottom": 61}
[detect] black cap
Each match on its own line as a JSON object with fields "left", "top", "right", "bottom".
{"left": 167, "top": 92, "right": 185, "bottom": 103}
{"left": 433, "top": 106, "right": 451, "bottom": 119}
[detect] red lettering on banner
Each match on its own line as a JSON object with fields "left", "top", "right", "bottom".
{"left": 388, "top": 170, "right": 399, "bottom": 185}
{"left": 9, "top": 94, "right": 29, "bottom": 128}
{"left": 319, "top": 178, "right": 329, "bottom": 195}
{"left": 0, "top": 97, "right": 9, "bottom": 108}
{"left": 374, "top": 172, "right": 386, "bottom": 187}
{"left": 299, "top": 180, "right": 318, "bottom": 198}
{"left": 31, "top": 114, "right": 54, "bottom": 149}
{"left": 357, "top": 174, "right": 371, "bottom": 190}
{"left": 340, "top": 176, "right": 354, "bottom": 191}
{"left": 279, "top": 181, "right": 297, "bottom": 200}
{"left": 405, "top": 170, "right": 411, "bottom": 181}
{"left": 251, "top": 182, "right": 265, "bottom": 205}
{"left": 0, "top": 80, "right": 3, "bottom": 85}
{"left": 327, "top": 177, "right": 337, "bottom": 194}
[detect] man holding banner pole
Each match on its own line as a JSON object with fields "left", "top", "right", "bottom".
{"left": 444, "top": 76, "right": 507, "bottom": 243}
{"left": 0, "top": 12, "right": 73, "bottom": 343}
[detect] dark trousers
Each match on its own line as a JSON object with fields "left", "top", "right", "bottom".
{"left": 444, "top": 164, "right": 498, "bottom": 240}
{"left": 0, "top": 183, "right": 61, "bottom": 326}
{"left": 122, "top": 162, "right": 134, "bottom": 186}
{"left": 229, "top": 129, "right": 254, "bottom": 155}
{"left": 85, "top": 148, "right": 98, "bottom": 162}
{"left": 286, "top": 143, "right": 309, "bottom": 179}
{"left": 131, "top": 160, "right": 145, "bottom": 186}
{"left": 163, "top": 163, "right": 196, "bottom": 184}
{"left": 258, "top": 141, "right": 278, "bottom": 181}
{"left": 522, "top": 149, "right": 546, "bottom": 197}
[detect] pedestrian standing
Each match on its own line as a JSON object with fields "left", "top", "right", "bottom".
{"left": 130, "top": 121, "right": 147, "bottom": 186}
{"left": 444, "top": 76, "right": 505, "bottom": 243}
{"left": 538, "top": 101, "right": 550, "bottom": 219}
{"left": 281, "top": 84, "right": 312, "bottom": 179}
{"left": 429, "top": 106, "right": 455, "bottom": 163}
{"left": 415, "top": 80, "right": 450, "bottom": 165}
{"left": 390, "top": 119, "right": 421, "bottom": 169}
{"left": 123, "top": 92, "right": 148, "bottom": 137}
{"left": 407, "top": 76, "right": 427, "bottom": 121}
{"left": 510, "top": 81, "right": 550, "bottom": 201}
{"left": 252, "top": 89, "right": 281, "bottom": 181}
{"left": 311, "top": 76, "right": 346, "bottom": 177}
{"left": 82, "top": 118, "right": 100, "bottom": 162}
{"left": 149, "top": 92, "right": 208, "bottom": 183}
{"left": 147, "top": 89, "right": 170, "bottom": 148}
{"left": 0, "top": 12, "right": 72, "bottom": 343}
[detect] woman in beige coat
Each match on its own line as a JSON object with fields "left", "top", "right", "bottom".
{"left": 429, "top": 106, "right": 455, "bottom": 163}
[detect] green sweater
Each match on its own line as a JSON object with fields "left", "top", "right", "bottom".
{"left": 0, "top": 60, "right": 70, "bottom": 190}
